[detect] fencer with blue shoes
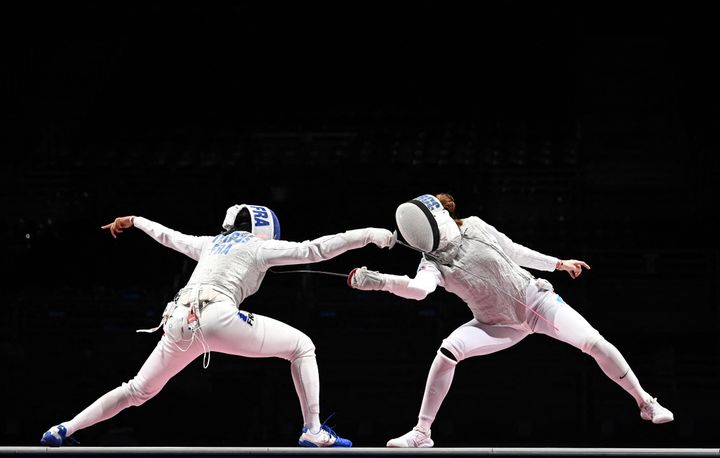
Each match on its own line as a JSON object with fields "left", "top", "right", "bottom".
{"left": 40, "top": 424, "right": 79, "bottom": 447}
{"left": 298, "top": 424, "right": 352, "bottom": 447}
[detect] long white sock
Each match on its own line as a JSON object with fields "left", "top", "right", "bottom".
{"left": 62, "top": 385, "right": 134, "bottom": 437}
{"left": 291, "top": 355, "right": 321, "bottom": 432}
{"left": 416, "top": 352, "right": 457, "bottom": 432}
{"left": 587, "top": 338, "right": 650, "bottom": 405}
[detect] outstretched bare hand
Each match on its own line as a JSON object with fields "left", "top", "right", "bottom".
{"left": 557, "top": 259, "right": 591, "bottom": 279}
{"left": 101, "top": 216, "right": 136, "bottom": 239}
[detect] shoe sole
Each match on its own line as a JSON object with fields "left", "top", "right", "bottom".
{"left": 387, "top": 445, "right": 434, "bottom": 448}
{"left": 40, "top": 439, "right": 61, "bottom": 447}
{"left": 387, "top": 441, "right": 434, "bottom": 448}
{"left": 40, "top": 432, "right": 64, "bottom": 448}
{"left": 641, "top": 414, "right": 674, "bottom": 424}
{"left": 298, "top": 440, "right": 352, "bottom": 448}
{"left": 652, "top": 416, "right": 674, "bottom": 424}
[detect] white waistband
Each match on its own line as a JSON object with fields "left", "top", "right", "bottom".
{"left": 175, "top": 285, "right": 234, "bottom": 306}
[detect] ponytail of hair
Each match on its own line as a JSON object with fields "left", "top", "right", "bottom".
{"left": 436, "top": 193, "right": 463, "bottom": 226}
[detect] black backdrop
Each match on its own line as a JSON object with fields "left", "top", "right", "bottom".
{"left": 2, "top": 2, "right": 718, "bottom": 448}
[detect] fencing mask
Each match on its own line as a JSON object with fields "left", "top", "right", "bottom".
{"left": 222, "top": 204, "right": 281, "bottom": 240}
{"left": 395, "top": 194, "right": 460, "bottom": 253}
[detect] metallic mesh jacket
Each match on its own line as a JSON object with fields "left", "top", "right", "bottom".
{"left": 430, "top": 216, "right": 558, "bottom": 328}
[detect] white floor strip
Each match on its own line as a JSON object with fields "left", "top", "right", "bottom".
{"left": 0, "top": 447, "right": 718, "bottom": 456}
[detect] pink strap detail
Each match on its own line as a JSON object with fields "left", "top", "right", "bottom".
{"left": 520, "top": 300, "right": 560, "bottom": 333}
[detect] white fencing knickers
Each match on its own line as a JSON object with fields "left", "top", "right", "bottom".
{"left": 416, "top": 279, "right": 650, "bottom": 431}
{"left": 59, "top": 299, "right": 320, "bottom": 436}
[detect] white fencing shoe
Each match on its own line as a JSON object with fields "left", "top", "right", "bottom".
{"left": 386, "top": 427, "right": 434, "bottom": 448}
{"left": 640, "top": 397, "right": 674, "bottom": 424}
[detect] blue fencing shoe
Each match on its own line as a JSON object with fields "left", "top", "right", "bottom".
{"left": 40, "top": 424, "right": 79, "bottom": 447}
{"left": 298, "top": 424, "right": 352, "bottom": 447}
{"left": 40, "top": 425, "right": 67, "bottom": 447}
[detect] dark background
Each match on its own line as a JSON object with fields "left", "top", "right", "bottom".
{"left": 2, "top": 2, "right": 718, "bottom": 448}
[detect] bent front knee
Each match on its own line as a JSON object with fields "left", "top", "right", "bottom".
{"left": 291, "top": 334, "right": 316, "bottom": 361}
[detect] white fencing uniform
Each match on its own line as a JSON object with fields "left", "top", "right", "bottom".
{"left": 57, "top": 216, "right": 391, "bottom": 438}
{"left": 403, "top": 217, "right": 651, "bottom": 431}
{"left": 351, "top": 194, "right": 672, "bottom": 442}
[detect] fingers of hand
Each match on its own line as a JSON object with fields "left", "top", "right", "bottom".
{"left": 352, "top": 267, "right": 369, "bottom": 288}
{"left": 101, "top": 221, "right": 122, "bottom": 238}
{"left": 572, "top": 266, "right": 582, "bottom": 278}
{"left": 112, "top": 222, "right": 124, "bottom": 237}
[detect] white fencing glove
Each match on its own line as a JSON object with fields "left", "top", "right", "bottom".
{"left": 366, "top": 228, "right": 395, "bottom": 249}
{"left": 348, "top": 266, "right": 386, "bottom": 291}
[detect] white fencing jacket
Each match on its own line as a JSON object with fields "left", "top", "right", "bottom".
{"left": 382, "top": 216, "right": 559, "bottom": 327}
{"left": 134, "top": 216, "right": 381, "bottom": 306}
